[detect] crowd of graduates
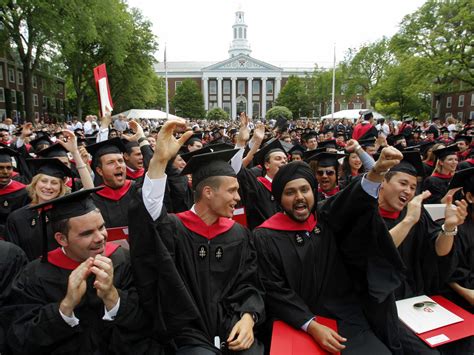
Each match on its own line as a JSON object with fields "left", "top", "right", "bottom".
{"left": 0, "top": 109, "right": 472, "bottom": 354}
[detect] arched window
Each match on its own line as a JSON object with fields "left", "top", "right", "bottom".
{"left": 234, "top": 28, "right": 237, "bottom": 39}
{"left": 239, "top": 27, "right": 242, "bottom": 38}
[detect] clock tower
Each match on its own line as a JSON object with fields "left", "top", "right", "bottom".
{"left": 228, "top": 10, "right": 252, "bottom": 57}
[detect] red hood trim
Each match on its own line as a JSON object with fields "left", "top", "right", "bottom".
{"left": 0, "top": 180, "right": 26, "bottom": 196}
{"left": 95, "top": 180, "right": 132, "bottom": 201}
{"left": 318, "top": 186, "right": 340, "bottom": 198}
{"left": 126, "top": 166, "right": 144, "bottom": 179}
{"left": 432, "top": 172, "right": 452, "bottom": 179}
{"left": 257, "top": 176, "right": 272, "bottom": 192}
{"left": 176, "top": 210, "right": 235, "bottom": 239}
{"left": 258, "top": 212, "right": 317, "bottom": 232}
{"left": 47, "top": 243, "right": 119, "bottom": 270}
{"left": 379, "top": 207, "right": 401, "bottom": 220}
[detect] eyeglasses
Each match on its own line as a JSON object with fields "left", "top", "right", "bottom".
{"left": 413, "top": 301, "right": 437, "bottom": 309}
{"left": 316, "top": 170, "right": 336, "bottom": 177}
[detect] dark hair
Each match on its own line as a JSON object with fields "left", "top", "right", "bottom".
{"left": 194, "top": 176, "right": 223, "bottom": 201}
{"left": 341, "top": 153, "right": 364, "bottom": 177}
{"left": 51, "top": 208, "right": 101, "bottom": 237}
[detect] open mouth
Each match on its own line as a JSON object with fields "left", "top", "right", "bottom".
{"left": 399, "top": 195, "right": 408, "bottom": 204}
{"left": 294, "top": 203, "right": 308, "bottom": 213}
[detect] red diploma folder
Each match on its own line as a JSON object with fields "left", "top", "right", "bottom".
{"left": 106, "top": 226, "right": 128, "bottom": 241}
{"left": 270, "top": 318, "right": 340, "bottom": 355}
{"left": 417, "top": 295, "right": 474, "bottom": 347}
{"left": 93, "top": 63, "right": 114, "bottom": 117}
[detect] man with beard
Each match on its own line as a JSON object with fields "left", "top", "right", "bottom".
{"left": 4, "top": 188, "right": 154, "bottom": 354}
{"left": 254, "top": 147, "right": 406, "bottom": 354}
{"left": 378, "top": 151, "right": 468, "bottom": 354}
{"left": 129, "top": 118, "right": 264, "bottom": 354}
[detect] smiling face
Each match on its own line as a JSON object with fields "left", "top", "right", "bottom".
{"left": 55, "top": 210, "right": 108, "bottom": 262}
{"left": 34, "top": 174, "right": 63, "bottom": 203}
{"left": 315, "top": 166, "right": 337, "bottom": 192}
{"left": 379, "top": 172, "right": 417, "bottom": 212}
{"left": 348, "top": 152, "right": 362, "bottom": 171}
{"left": 438, "top": 154, "right": 458, "bottom": 175}
{"left": 280, "top": 178, "right": 315, "bottom": 222}
{"left": 204, "top": 176, "right": 240, "bottom": 218}
{"left": 0, "top": 162, "right": 13, "bottom": 187}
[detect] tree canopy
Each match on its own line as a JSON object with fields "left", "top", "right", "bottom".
{"left": 171, "top": 79, "right": 205, "bottom": 118}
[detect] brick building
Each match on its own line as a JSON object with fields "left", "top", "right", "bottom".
{"left": 0, "top": 50, "right": 66, "bottom": 123}
{"left": 432, "top": 89, "right": 474, "bottom": 123}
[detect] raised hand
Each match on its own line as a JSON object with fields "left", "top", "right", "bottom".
{"left": 227, "top": 313, "right": 255, "bottom": 351}
{"left": 405, "top": 191, "right": 432, "bottom": 225}
{"left": 20, "top": 122, "right": 33, "bottom": 139}
{"left": 236, "top": 112, "right": 250, "bottom": 147}
{"left": 57, "top": 129, "right": 78, "bottom": 153}
{"left": 154, "top": 119, "right": 193, "bottom": 163}
{"left": 90, "top": 255, "right": 119, "bottom": 311}
{"left": 307, "top": 320, "right": 346, "bottom": 353}
{"left": 127, "top": 120, "right": 145, "bottom": 142}
{"left": 444, "top": 195, "right": 468, "bottom": 231}
{"left": 345, "top": 139, "right": 359, "bottom": 153}
{"left": 60, "top": 258, "right": 93, "bottom": 316}
{"left": 253, "top": 123, "right": 265, "bottom": 142}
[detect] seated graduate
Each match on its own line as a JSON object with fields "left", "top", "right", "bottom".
{"left": 253, "top": 143, "right": 406, "bottom": 354}
{"left": 5, "top": 188, "right": 154, "bottom": 354}
{"left": 129, "top": 119, "right": 264, "bottom": 354}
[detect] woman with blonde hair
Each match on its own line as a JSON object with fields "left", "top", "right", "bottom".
{"left": 4, "top": 131, "right": 94, "bottom": 260}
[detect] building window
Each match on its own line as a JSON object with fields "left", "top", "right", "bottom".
{"left": 175, "top": 81, "right": 182, "bottom": 91}
{"left": 33, "top": 76, "right": 38, "bottom": 88}
{"left": 33, "top": 94, "right": 39, "bottom": 106}
{"left": 353, "top": 103, "right": 362, "bottom": 110}
{"left": 209, "top": 102, "right": 218, "bottom": 109}
{"left": 35, "top": 112, "right": 39, "bottom": 120}
{"left": 0, "top": 110, "right": 5, "bottom": 120}
{"left": 244, "top": 28, "right": 247, "bottom": 38}
{"left": 8, "top": 68, "right": 15, "bottom": 83}
{"left": 0, "top": 88, "right": 4, "bottom": 102}
{"left": 17, "top": 71, "right": 23, "bottom": 85}
{"left": 237, "top": 80, "right": 245, "bottom": 95}
{"left": 471, "top": 93, "right": 474, "bottom": 106}
{"left": 223, "top": 80, "right": 230, "bottom": 95}
{"left": 340, "top": 102, "right": 348, "bottom": 110}
{"left": 266, "top": 81, "right": 273, "bottom": 95}
{"left": 457, "top": 112, "right": 463, "bottom": 120}
{"left": 252, "top": 81, "right": 260, "bottom": 95}
{"left": 234, "top": 28, "right": 237, "bottom": 39}
{"left": 470, "top": 111, "right": 474, "bottom": 120}
{"left": 209, "top": 80, "right": 217, "bottom": 95}
{"left": 239, "top": 27, "right": 242, "bottom": 39}
{"left": 0, "top": 66, "right": 3, "bottom": 81}
{"left": 20, "top": 92, "right": 24, "bottom": 105}
{"left": 223, "top": 102, "right": 231, "bottom": 115}
{"left": 458, "top": 95, "right": 464, "bottom": 107}
{"left": 43, "top": 96, "right": 48, "bottom": 108}
{"left": 11, "top": 90, "right": 16, "bottom": 104}
{"left": 253, "top": 102, "right": 260, "bottom": 118}
{"left": 266, "top": 100, "right": 273, "bottom": 111}
{"left": 446, "top": 96, "right": 452, "bottom": 108}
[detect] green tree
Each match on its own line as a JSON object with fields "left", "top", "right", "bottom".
{"left": 207, "top": 107, "right": 229, "bottom": 120}
{"left": 0, "top": 0, "right": 60, "bottom": 122}
{"left": 266, "top": 106, "right": 292, "bottom": 120}
{"left": 276, "top": 76, "right": 311, "bottom": 118}
{"left": 306, "top": 67, "right": 345, "bottom": 117}
{"left": 392, "top": 0, "right": 474, "bottom": 89}
{"left": 171, "top": 79, "right": 205, "bottom": 118}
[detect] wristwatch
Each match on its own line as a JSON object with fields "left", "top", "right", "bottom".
{"left": 441, "top": 224, "right": 457, "bottom": 236}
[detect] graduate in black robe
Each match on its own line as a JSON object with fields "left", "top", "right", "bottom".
{"left": 254, "top": 147, "right": 407, "bottom": 354}
{"left": 129, "top": 120, "right": 264, "bottom": 354}
{"left": 5, "top": 189, "right": 156, "bottom": 354}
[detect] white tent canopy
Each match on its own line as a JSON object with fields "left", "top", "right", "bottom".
{"left": 112, "top": 109, "right": 182, "bottom": 120}
{"left": 321, "top": 109, "right": 384, "bottom": 120}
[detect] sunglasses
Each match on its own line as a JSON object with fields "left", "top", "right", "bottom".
{"left": 316, "top": 170, "right": 336, "bottom": 177}
{"left": 413, "top": 301, "right": 437, "bottom": 309}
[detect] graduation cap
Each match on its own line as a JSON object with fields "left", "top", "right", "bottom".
{"left": 390, "top": 150, "right": 424, "bottom": 177}
{"left": 288, "top": 144, "right": 305, "bottom": 156}
{"left": 86, "top": 137, "right": 126, "bottom": 166}
{"left": 361, "top": 110, "right": 373, "bottom": 120}
{"left": 207, "top": 142, "right": 235, "bottom": 151}
{"left": 455, "top": 135, "right": 472, "bottom": 144}
{"left": 359, "top": 137, "right": 377, "bottom": 148}
{"left": 318, "top": 140, "right": 337, "bottom": 150}
{"left": 433, "top": 145, "right": 459, "bottom": 160}
{"left": 335, "top": 130, "right": 346, "bottom": 137}
{"left": 388, "top": 134, "right": 406, "bottom": 147}
{"left": 181, "top": 149, "right": 239, "bottom": 190}
{"left": 0, "top": 127, "right": 9, "bottom": 134}
{"left": 0, "top": 144, "right": 19, "bottom": 163}
{"left": 29, "top": 187, "right": 103, "bottom": 263}
{"left": 179, "top": 146, "right": 212, "bottom": 163}
{"left": 36, "top": 143, "right": 69, "bottom": 158}
{"left": 305, "top": 152, "right": 345, "bottom": 167}
{"left": 402, "top": 115, "right": 413, "bottom": 122}
{"left": 27, "top": 158, "right": 73, "bottom": 179}
{"left": 279, "top": 140, "right": 294, "bottom": 153}
{"left": 448, "top": 167, "right": 474, "bottom": 192}
{"left": 29, "top": 136, "right": 53, "bottom": 152}
{"left": 426, "top": 126, "right": 439, "bottom": 135}
{"left": 275, "top": 115, "right": 288, "bottom": 132}
{"left": 253, "top": 139, "right": 285, "bottom": 167}
{"left": 418, "top": 141, "right": 436, "bottom": 156}
{"left": 303, "top": 147, "right": 325, "bottom": 161}
{"left": 228, "top": 128, "right": 238, "bottom": 136}
{"left": 439, "top": 127, "right": 449, "bottom": 134}
{"left": 185, "top": 132, "right": 203, "bottom": 146}
{"left": 302, "top": 131, "right": 318, "bottom": 141}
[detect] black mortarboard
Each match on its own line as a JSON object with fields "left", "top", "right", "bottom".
{"left": 279, "top": 140, "right": 294, "bottom": 153}
{"left": 0, "top": 127, "right": 9, "bottom": 133}
{"left": 302, "top": 131, "right": 318, "bottom": 141}
{"left": 86, "top": 137, "right": 126, "bottom": 166}
{"left": 275, "top": 116, "right": 288, "bottom": 132}
{"left": 253, "top": 139, "right": 285, "bottom": 167}
{"left": 390, "top": 150, "right": 424, "bottom": 177}
{"left": 433, "top": 145, "right": 459, "bottom": 160}
{"left": 418, "top": 141, "right": 436, "bottom": 156}
{"left": 455, "top": 135, "right": 472, "bottom": 144}
{"left": 288, "top": 144, "right": 305, "bottom": 156}
{"left": 36, "top": 143, "right": 69, "bottom": 158}
{"left": 208, "top": 142, "right": 235, "bottom": 151}
{"left": 181, "top": 149, "right": 239, "bottom": 190}
{"left": 426, "top": 126, "right": 439, "bottom": 135}
{"left": 336, "top": 130, "right": 346, "bottom": 137}
{"left": 186, "top": 132, "right": 203, "bottom": 146}
{"left": 449, "top": 167, "right": 474, "bottom": 192}
{"left": 439, "top": 127, "right": 449, "bottom": 133}
{"left": 74, "top": 128, "right": 84, "bottom": 134}
{"left": 180, "top": 146, "right": 212, "bottom": 163}
{"left": 303, "top": 147, "right": 325, "bottom": 160}
{"left": 29, "top": 136, "right": 53, "bottom": 152}
{"left": 29, "top": 187, "right": 103, "bottom": 263}
{"left": 318, "top": 140, "right": 337, "bottom": 150}
{"left": 27, "top": 158, "right": 73, "bottom": 179}
{"left": 0, "top": 144, "right": 19, "bottom": 163}
{"left": 402, "top": 115, "right": 413, "bottom": 122}
{"left": 388, "top": 134, "right": 406, "bottom": 147}
{"left": 305, "top": 152, "right": 345, "bottom": 167}
{"left": 362, "top": 110, "right": 373, "bottom": 120}
{"left": 359, "top": 137, "right": 377, "bottom": 148}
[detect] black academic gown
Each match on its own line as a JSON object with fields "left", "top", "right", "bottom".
{"left": 0, "top": 181, "right": 30, "bottom": 239}
{"left": 128, "top": 195, "right": 265, "bottom": 354}
{"left": 92, "top": 180, "right": 137, "bottom": 229}
{"left": 254, "top": 180, "right": 405, "bottom": 354}
{"left": 422, "top": 175, "right": 451, "bottom": 204}
{"left": 422, "top": 162, "right": 435, "bottom": 176}
{"left": 165, "top": 164, "right": 193, "bottom": 213}
{"left": 5, "top": 204, "right": 57, "bottom": 261}
{"left": 381, "top": 208, "right": 452, "bottom": 300}
{"left": 457, "top": 159, "right": 474, "bottom": 171}
{"left": 5, "top": 245, "right": 156, "bottom": 355}
{"left": 0, "top": 241, "right": 27, "bottom": 353}
{"left": 237, "top": 168, "right": 280, "bottom": 230}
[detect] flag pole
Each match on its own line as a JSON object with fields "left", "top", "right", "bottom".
{"left": 331, "top": 43, "right": 336, "bottom": 120}
{"left": 164, "top": 43, "right": 169, "bottom": 119}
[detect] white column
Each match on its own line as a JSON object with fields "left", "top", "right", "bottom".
{"left": 202, "top": 77, "right": 209, "bottom": 111}
{"left": 261, "top": 77, "right": 267, "bottom": 119}
{"left": 231, "top": 77, "right": 237, "bottom": 119}
{"left": 275, "top": 77, "right": 282, "bottom": 99}
{"left": 217, "top": 77, "right": 223, "bottom": 109}
{"left": 247, "top": 77, "right": 253, "bottom": 118}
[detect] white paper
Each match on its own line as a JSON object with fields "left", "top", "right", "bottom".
{"left": 396, "top": 295, "right": 463, "bottom": 334}
{"left": 424, "top": 204, "right": 445, "bottom": 221}
{"left": 426, "top": 334, "right": 450, "bottom": 346}
{"left": 98, "top": 77, "right": 113, "bottom": 115}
